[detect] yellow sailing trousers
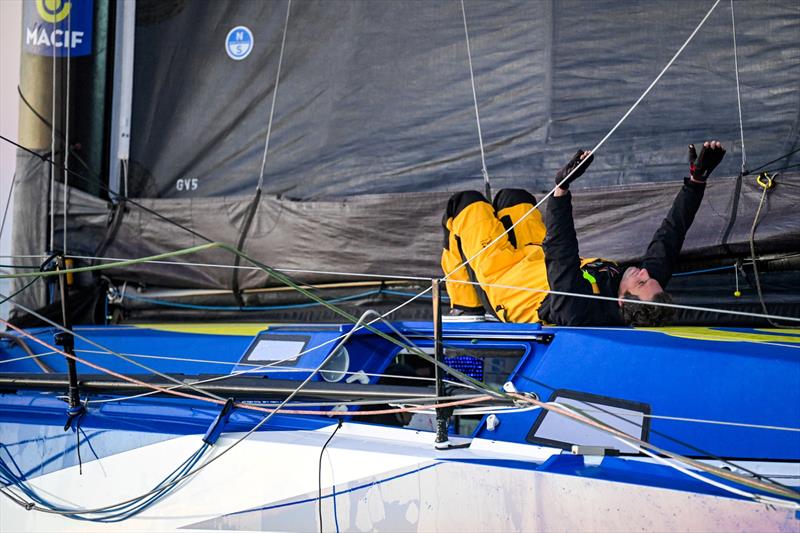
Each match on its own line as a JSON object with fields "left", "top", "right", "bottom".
{"left": 441, "top": 190, "right": 548, "bottom": 323}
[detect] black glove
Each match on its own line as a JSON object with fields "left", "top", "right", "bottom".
{"left": 688, "top": 141, "right": 725, "bottom": 182}
{"left": 555, "top": 149, "right": 594, "bottom": 190}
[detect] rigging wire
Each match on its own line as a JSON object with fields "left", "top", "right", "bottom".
{"left": 0, "top": 135, "right": 213, "bottom": 244}
{"left": 2, "top": 313, "right": 798, "bottom": 510}
{"left": 63, "top": 7, "right": 72, "bottom": 257}
{"left": 524, "top": 386, "right": 799, "bottom": 491}
{"left": 0, "top": 315, "right": 493, "bottom": 519}
{"left": 4, "top": 243, "right": 800, "bottom": 328}
{"left": 49, "top": 14, "right": 57, "bottom": 254}
{"left": 460, "top": 0, "right": 491, "bottom": 200}
{"left": 744, "top": 147, "right": 800, "bottom": 176}
{"left": 510, "top": 394, "right": 800, "bottom": 505}
{"left": 0, "top": 243, "right": 498, "bottom": 396}
{"left": 16, "top": 86, "right": 97, "bottom": 179}
{"left": 232, "top": 0, "right": 292, "bottom": 304}
{"left": 0, "top": 301, "right": 230, "bottom": 403}
{"left": 443, "top": 0, "right": 722, "bottom": 286}
{"left": 730, "top": 0, "right": 746, "bottom": 175}
{"left": 444, "top": 277, "right": 800, "bottom": 326}
{"left": 0, "top": 172, "right": 16, "bottom": 243}
{"left": 66, "top": 253, "right": 432, "bottom": 281}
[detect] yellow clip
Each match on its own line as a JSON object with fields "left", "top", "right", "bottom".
{"left": 756, "top": 172, "right": 774, "bottom": 190}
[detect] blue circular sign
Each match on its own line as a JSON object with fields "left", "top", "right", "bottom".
{"left": 226, "top": 26, "right": 253, "bottom": 61}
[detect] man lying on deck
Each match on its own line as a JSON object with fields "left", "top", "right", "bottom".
{"left": 441, "top": 141, "right": 726, "bottom": 326}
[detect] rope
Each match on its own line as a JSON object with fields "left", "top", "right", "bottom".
{"left": 730, "top": 0, "right": 747, "bottom": 174}
{"left": 231, "top": 1, "right": 292, "bottom": 301}
{"left": 318, "top": 418, "right": 342, "bottom": 533}
{"left": 257, "top": 0, "right": 291, "bottom": 191}
{"left": 511, "top": 394, "right": 800, "bottom": 505}
{"left": 0, "top": 311, "right": 228, "bottom": 403}
{"left": 0, "top": 173, "right": 15, "bottom": 242}
{"left": 0, "top": 254, "right": 493, "bottom": 401}
{"left": 5, "top": 241, "right": 800, "bottom": 327}
{"left": 459, "top": 0, "right": 491, "bottom": 200}
{"left": 445, "top": 277, "right": 800, "bottom": 326}
{"left": 65, "top": 253, "right": 432, "bottom": 282}
{"left": 0, "top": 313, "right": 495, "bottom": 519}
{"left": 443, "top": 0, "right": 721, "bottom": 286}
{"left": 48, "top": 15, "right": 57, "bottom": 254}
{"left": 63, "top": 8, "right": 72, "bottom": 256}
{"left": 570, "top": 406, "right": 800, "bottom": 433}
{"left": 0, "top": 242, "right": 497, "bottom": 396}
{"left": 0, "top": 135, "right": 213, "bottom": 244}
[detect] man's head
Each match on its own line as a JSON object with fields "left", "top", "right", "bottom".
{"left": 618, "top": 267, "right": 675, "bottom": 326}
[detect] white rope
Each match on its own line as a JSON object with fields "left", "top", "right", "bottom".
{"left": 730, "top": 0, "right": 747, "bottom": 173}
{"left": 0, "top": 351, "right": 58, "bottom": 366}
{"left": 444, "top": 0, "right": 722, "bottom": 285}
{"left": 613, "top": 434, "right": 797, "bottom": 509}
{"left": 548, "top": 401, "right": 800, "bottom": 509}
{"left": 63, "top": 254, "right": 433, "bottom": 282}
{"left": 257, "top": 0, "right": 292, "bottom": 191}
{"left": 446, "top": 276, "right": 800, "bottom": 326}
{"left": 573, "top": 405, "right": 800, "bottom": 433}
{"left": 0, "top": 295, "right": 230, "bottom": 402}
{"left": 49, "top": 15, "right": 57, "bottom": 252}
{"left": 460, "top": 0, "right": 491, "bottom": 197}
{"left": 62, "top": 8, "right": 72, "bottom": 255}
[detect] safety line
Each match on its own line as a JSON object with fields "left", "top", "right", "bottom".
{"left": 572, "top": 406, "right": 800, "bottom": 433}
{"left": 460, "top": 0, "right": 491, "bottom": 199}
{"left": 0, "top": 351, "right": 58, "bottom": 366}
{"left": 0, "top": 316, "right": 495, "bottom": 519}
{"left": 730, "top": 0, "right": 747, "bottom": 174}
{"left": 1, "top": 275, "right": 490, "bottom": 404}
{"left": 5, "top": 241, "right": 800, "bottom": 332}
{"left": 445, "top": 277, "right": 800, "bottom": 325}
{"left": 443, "top": 0, "right": 721, "bottom": 286}
{"left": 67, "top": 348, "right": 439, "bottom": 384}
{"left": 0, "top": 243, "right": 496, "bottom": 396}
{"left": 0, "top": 318, "right": 491, "bottom": 419}
{"left": 0, "top": 309, "right": 228, "bottom": 403}
{"left": 71, "top": 254, "right": 433, "bottom": 282}
{"left": 69, "top": 253, "right": 433, "bottom": 281}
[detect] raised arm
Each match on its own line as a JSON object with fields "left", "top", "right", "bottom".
{"left": 641, "top": 141, "right": 725, "bottom": 287}
{"left": 542, "top": 150, "right": 617, "bottom": 325}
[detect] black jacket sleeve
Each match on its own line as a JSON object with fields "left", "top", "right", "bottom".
{"left": 640, "top": 178, "right": 706, "bottom": 287}
{"left": 540, "top": 192, "right": 622, "bottom": 326}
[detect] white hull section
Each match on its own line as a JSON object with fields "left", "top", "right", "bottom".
{"left": 1, "top": 424, "right": 797, "bottom": 532}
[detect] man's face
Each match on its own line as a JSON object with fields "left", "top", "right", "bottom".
{"left": 619, "top": 267, "right": 663, "bottom": 302}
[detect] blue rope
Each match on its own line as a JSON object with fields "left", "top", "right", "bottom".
{"left": 673, "top": 264, "right": 736, "bottom": 277}
{"left": 0, "top": 441, "right": 209, "bottom": 522}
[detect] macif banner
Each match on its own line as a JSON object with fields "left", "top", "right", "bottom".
{"left": 23, "top": 0, "right": 93, "bottom": 57}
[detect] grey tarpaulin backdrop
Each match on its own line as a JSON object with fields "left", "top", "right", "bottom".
{"left": 11, "top": 0, "right": 800, "bottom": 317}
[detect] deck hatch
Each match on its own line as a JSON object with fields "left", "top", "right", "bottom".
{"left": 526, "top": 390, "right": 651, "bottom": 453}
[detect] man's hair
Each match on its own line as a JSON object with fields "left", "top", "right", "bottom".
{"left": 620, "top": 291, "right": 675, "bottom": 326}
